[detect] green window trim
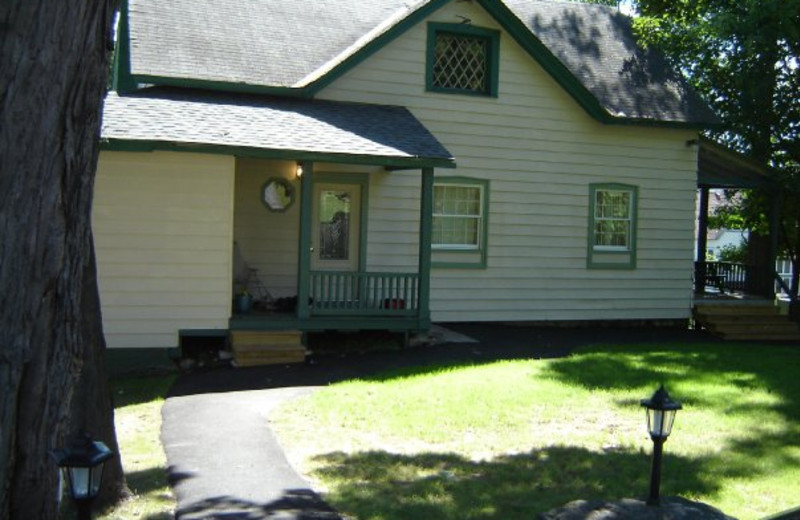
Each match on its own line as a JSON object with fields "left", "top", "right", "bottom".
{"left": 426, "top": 23, "right": 500, "bottom": 98}
{"left": 587, "top": 183, "right": 638, "bottom": 270}
{"left": 432, "top": 177, "right": 489, "bottom": 269}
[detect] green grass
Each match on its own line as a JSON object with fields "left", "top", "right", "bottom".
{"left": 98, "top": 374, "right": 176, "bottom": 520}
{"left": 271, "top": 343, "right": 800, "bottom": 520}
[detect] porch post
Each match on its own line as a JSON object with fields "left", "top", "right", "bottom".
{"left": 418, "top": 167, "right": 434, "bottom": 328}
{"left": 695, "top": 186, "right": 710, "bottom": 294}
{"left": 297, "top": 160, "right": 313, "bottom": 320}
{"left": 767, "top": 183, "right": 781, "bottom": 299}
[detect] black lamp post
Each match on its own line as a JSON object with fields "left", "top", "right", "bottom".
{"left": 52, "top": 434, "right": 114, "bottom": 520}
{"left": 640, "top": 385, "right": 681, "bottom": 506}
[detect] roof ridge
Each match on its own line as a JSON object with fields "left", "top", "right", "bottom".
{"left": 296, "top": 0, "right": 429, "bottom": 88}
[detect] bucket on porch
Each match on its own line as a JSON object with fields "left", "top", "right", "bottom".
{"left": 235, "top": 292, "right": 254, "bottom": 314}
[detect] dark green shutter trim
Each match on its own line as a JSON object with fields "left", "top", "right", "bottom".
{"left": 297, "top": 161, "right": 314, "bottom": 320}
{"left": 425, "top": 23, "right": 501, "bottom": 98}
{"left": 313, "top": 173, "right": 370, "bottom": 274}
{"left": 586, "top": 183, "right": 638, "bottom": 270}
{"left": 100, "top": 139, "right": 456, "bottom": 169}
{"left": 128, "top": 74, "right": 312, "bottom": 98}
{"left": 305, "top": 0, "right": 453, "bottom": 96}
{"left": 474, "top": 0, "right": 711, "bottom": 129}
{"left": 111, "top": 0, "right": 137, "bottom": 94}
{"left": 431, "top": 176, "right": 490, "bottom": 269}
{"left": 418, "top": 168, "right": 434, "bottom": 324}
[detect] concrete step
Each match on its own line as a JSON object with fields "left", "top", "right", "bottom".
{"left": 230, "top": 330, "right": 306, "bottom": 366}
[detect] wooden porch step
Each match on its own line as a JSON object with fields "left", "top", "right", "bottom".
{"left": 694, "top": 304, "right": 800, "bottom": 342}
{"left": 230, "top": 330, "right": 306, "bottom": 367}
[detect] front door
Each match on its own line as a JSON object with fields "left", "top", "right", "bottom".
{"left": 311, "top": 183, "right": 361, "bottom": 272}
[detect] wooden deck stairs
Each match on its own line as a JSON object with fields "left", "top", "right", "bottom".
{"left": 229, "top": 330, "right": 306, "bottom": 367}
{"left": 694, "top": 302, "right": 800, "bottom": 341}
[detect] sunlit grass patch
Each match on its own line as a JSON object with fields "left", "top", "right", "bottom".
{"left": 98, "top": 375, "right": 176, "bottom": 520}
{"left": 272, "top": 342, "right": 800, "bottom": 520}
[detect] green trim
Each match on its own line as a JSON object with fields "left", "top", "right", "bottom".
{"left": 112, "top": 0, "right": 711, "bottom": 129}
{"left": 304, "top": 0, "right": 452, "bottom": 95}
{"left": 425, "top": 23, "right": 501, "bottom": 98}
{"left": 297, "top": 161, "right": 314, "bottom": 320}
{"left": 313, "top": 173, "right": 370, "bottom": 273}
{"left": 230, "top": 315, "right": 429, "bottom": 333}
{"left": 474, "top": 0, "right": 712, "bottom": 129}
{"left": 131, "top": 74, "right": 309, "bottom": 98}
{"left": 100, "top": 138, "right": 456, "bottom": 169}
{"left": 111, "top": 0, "right": 137, "bottom": 93}
{"left": 431, "top": 176, "right": 490, "bottom": 269}
{"left": 418, "top": 168, "right": 434, "bottom": 324}
{"left": 587, "top": 183, "right": 638, "bottom": 270}
{"left": 178, "top": 329, "right": 228, "bottom": 337}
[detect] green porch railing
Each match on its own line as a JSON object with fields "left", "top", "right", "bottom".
{"left": 309, "top": 271, "right": 419, "bottom": 316}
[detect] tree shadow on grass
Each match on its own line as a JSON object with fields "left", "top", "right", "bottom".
{"left": 543, "top": 343, "right": 800, "bottom": 415}
{"left": 311, "top": 446, "right": 732, "bottom": 520}
{"left": 173, "top": 488, "right": 341, "bottom": 519}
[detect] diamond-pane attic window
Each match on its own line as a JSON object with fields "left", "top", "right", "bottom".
{"left": 427, "top": 23, "right": 499, "bottom": 97}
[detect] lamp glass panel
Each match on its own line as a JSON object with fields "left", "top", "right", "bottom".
{"left": 68, "top": 467, "right": 91, "bottom": 499}
{"left": 662, "top": 409, "right": 677, "bottom": 437}
{"left": 90, "top": 464, "right": 105, "bottom": 496}
{"left": 647, "top": 409, "right": 677, "bottom": 438}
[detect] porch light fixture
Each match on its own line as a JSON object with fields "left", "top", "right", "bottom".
{"left": 295, "top": 162, "right": 303, "bottom": 178}
{"left": 52, "top": 433, "right": 114, "bottom": 520}
{"left": 640, "top": 385, "right": 682, "bottom": 506}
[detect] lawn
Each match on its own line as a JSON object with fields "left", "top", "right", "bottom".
{"left": 270, "top": 342, "right": 800, "bottom": 520}
{"left": 97, "top": 374, "right": 176, "bottom": 520}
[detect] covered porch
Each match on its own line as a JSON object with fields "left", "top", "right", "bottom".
{"left": 693, "top": 137, "right": 780, "bottom": 299}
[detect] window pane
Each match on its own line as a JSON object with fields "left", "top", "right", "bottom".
{"left": 433, "top": 183, "right": 483, "bottom": 248}
{"left": 593, "top": 189, "right": 632, "bottom": 249}
{"left": 433, "top": 33, "right": 489, "bottom": 93}
{"left": 318, "top": 190, "right": 350, "bottom": 260}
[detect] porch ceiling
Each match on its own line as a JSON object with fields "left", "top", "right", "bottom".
{"left": 697, "top": 136, "right": 773, "bottom": 189}
{"left": 101, "top": 87, "right": 455, "bottom": 168}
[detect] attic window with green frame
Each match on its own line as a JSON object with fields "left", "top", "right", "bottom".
{"left": 426, "top": 23, "right": 500, "bottom": 97}
{"left": 587, "top": 183, "right": 638, "bottom": 270}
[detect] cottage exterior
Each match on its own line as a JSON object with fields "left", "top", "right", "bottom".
{"left": 96, "top": 0, "right": 717, "bottom": 356}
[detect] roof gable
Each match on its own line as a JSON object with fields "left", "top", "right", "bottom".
{"left": 116, "top": 0, "right": 717, "bottom": 127}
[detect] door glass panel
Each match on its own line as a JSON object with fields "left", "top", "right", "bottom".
{"left": 318, "top": 190, "right": 351, "bottom": 260}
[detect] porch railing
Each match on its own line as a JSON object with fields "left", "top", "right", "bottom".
{"left": 309, "top": 271, "right": 420, "bottom": 316}
{"left": 695, "top": 261, "right": 770, "bottom": 295}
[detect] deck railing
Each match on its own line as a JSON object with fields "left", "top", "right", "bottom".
{"left": 309, "top": 271, "right": 420, "bottom": 316}
{"left": 695, "top": 261, "right": 770, "bottom": 294}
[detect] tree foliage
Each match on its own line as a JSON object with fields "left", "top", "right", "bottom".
{"left": 631, "top": 0, "right": 800, "bottom": 295}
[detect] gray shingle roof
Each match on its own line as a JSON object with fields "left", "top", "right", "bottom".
{"left": 122, "top": 0, "right": 716, "bottom": 125}
{"left": 101, "top": 88, "right": 454, "bottom": 165}
{"left": 128, "top": 0, "right": 417, "bottom": 87}
{"left": 503, "top": 0, "right": 718, "bottom": 124}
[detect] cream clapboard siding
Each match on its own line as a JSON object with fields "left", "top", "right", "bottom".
{"left": 94, "top": 151, "right": 235, "bottom": 348}
{"left": 233, "top": 158, "right": 301, "bottom": 298}
{"left": 318, "top": 1, "right": 699, "bottom": 322}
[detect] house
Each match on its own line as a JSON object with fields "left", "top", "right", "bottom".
{"left": 96, "top": 0, "right": 720, "bottom": 364}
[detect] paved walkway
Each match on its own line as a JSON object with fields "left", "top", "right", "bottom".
{"left": 161, "top": 323, "right": 714, "bottom": 519}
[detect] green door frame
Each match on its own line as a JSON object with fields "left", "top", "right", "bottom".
{"left": 296, "top": 162, "right": 433, "bottom": 330}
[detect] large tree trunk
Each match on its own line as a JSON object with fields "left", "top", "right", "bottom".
{"left": 0, "top": 1, "right": 122, "bottom": 518}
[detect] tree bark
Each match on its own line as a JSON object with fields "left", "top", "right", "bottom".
{"left": 0, "top": 1, "right": 122, "bottom": 518}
